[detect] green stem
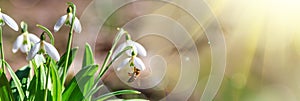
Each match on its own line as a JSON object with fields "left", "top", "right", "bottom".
{"left": 44, "top": 57, "right": 51, "bottom": 101}
{"left": 36, "top": 24, "right": 55, "bottom": 45}
{"left": 97, "top": 28, "right": 127, "bottom": 78}
{"left": 84, "top": 29, "right": 125, "bottom": 97}
{"left": 44, "top": 65, "right": 50, "bottom": 101}
{"left": 0, "top": 27, "right": 4, "bottom": 72}
{"left": 62, "top": 11, "right": 76, "bottom": 85}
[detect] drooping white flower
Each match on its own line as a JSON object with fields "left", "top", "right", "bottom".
{"left": 117, "top": 56, "right": 146, "bottom": 71}
{"left": 0, "top": 8, "right": 19, "bottom": 31}
{"left": 27, "top": 40, "right": 60, "bottom": 61}
{"left": 12, "top": 33, "right": 39, "bottom": 53}
{"left": 54, "top": 7, "right": 81, "bottom": 33}
{"left": 113, "top": 39, "right": 147, "bottom": 71}
{"left": 112, "top": 40, "right": 147, "bottom": 60}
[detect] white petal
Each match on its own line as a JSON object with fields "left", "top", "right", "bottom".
{"left": 126, "top": 40, "right": 137, "bottom": 56}
{"left": 2, "top": 13, "right": 18, "bottom": 31}
{"left": 133, "top": 41, "right": 147, "bottom": 57}
{"left": 134, "top": 57, "right": 146, "bottom": 71}
{"left": 54, "top": 15, "right": 67, "bottom": 32}
{"left": 34, "top": 54, "right": 46, "bottom": 67}
{"left": 12, "top": 35, "right": 23, "bottom": 53}
{"left": 73, "top": 17, "right": 82, "bottom": 33}
{"left": 20, "top": 44, "right": 29, "bottom": 53}
{"left": 27, "top": 42, "right": 40, "bottom": 61}
{"left": 44, "top": 42, "right": 60, "bottom": 61}
{"left": 112, "top": 42, "right": 127, "bottom": 60}
{"left": 28, "top": 33, "right": 40, "bottom": 43}
{"left": 117, "top": 58, "right": 131, "bottom": 71}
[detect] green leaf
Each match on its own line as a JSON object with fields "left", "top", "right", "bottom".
{"left": 82, "top": 43, "right": 95, "bottom": 99}
{"left": 33, "top": 65, "right": 47, "bottom": 101}
{"left": 84, "top": 84, "right": 103, "bottom": 99}
{"left": 4, "top": 61, "right": 25, "bottom": 101}
{"left": 49, "top": 62, "right": 62, "bottom": 101}
{"left": 28, "top": 75, "right": 37, "bottom": 101}
{"left": 0, "top": 71, "right": 14, "bottom": 101}
{"left": 93, "top": 90, "right": 141, "bottom": 101}
{"left": 57, "top": 47, "right": 78, "bottom": 77}
{"left": 82, "top": 43, "right": 94, "bottom": 68}
{"left": 63, "top": 64, "right": 98, "bottom": 101}
{"left": 10, "top": 66, "right": 30, "bottom": 101}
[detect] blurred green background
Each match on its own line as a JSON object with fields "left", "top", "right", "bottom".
{"left": 1, "top": 0, "right": 300, "bottom": 100}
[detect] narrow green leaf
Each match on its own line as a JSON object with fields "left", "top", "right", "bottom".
{"left": 62, "top": 79, "right": 84, "bottom": 101}
{"left": 33, "top": 64, "right": 47, "bottom": 101}
{"left": 49, "top": 62, "right": 62, "bottom": 101}
{"left": 84, "top": 84, "right": 103, "bottom": 99}
{"left": 82, "top": 43, "right": 95, "bottom": 99}
{"left": 57, "top": 47, "right": 78, "bottom": 78}
{"left": 93, "top": 90, "right": 141, "bottom": 101}
{"left": 10, "top": 66, "right": 30, "bottom": 101}
{"left": 0, "top": 71, "right": 14, "bottom": 101}
{"left": 82, "top": 43, "right": 94, "bottom": 68}
{"left": 28, "top": 75, "right": 37, "bottom": 101}
{"left": 4, "top": 61, "right": 25, "bottom": 101}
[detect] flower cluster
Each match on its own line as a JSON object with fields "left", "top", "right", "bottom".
{"left": 0, "top": 2, "right": 145, "bottom": 101}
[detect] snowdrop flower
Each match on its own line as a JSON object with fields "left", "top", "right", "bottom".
{"left": 27, "top": 34, "right": 60, "bottom": 61}
{"left": 113, "top": 40, "right": 147, "bottom": 71}
{"left": 0, "top": 8, "right": 19, "bottom": 31}
{"left": 12, "top": 21, "right": 39, "bottom": 53}
{"left": 54, "top": 6, "right": 81, "bottom": 33}
{"left": 112, "top": 40, "right": 147, "bottom": 60}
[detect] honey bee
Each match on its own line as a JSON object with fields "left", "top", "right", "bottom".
{"left": 127, "top": 67, "right": 140, "bottom": 83}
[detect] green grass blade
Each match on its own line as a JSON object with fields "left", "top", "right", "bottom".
{"left": 93, "top": 90, "right": 141, "bottom": 101}
{"left": 4, "top": 61, "right": 25, "bottom": 101}
{"left": 0, "top": 71, "right": 14, "bottom": 101}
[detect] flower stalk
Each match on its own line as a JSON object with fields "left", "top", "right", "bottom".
{"left": 0, "top": 27, "right": 4, "bottom": 72}
{"left": 62, "top": 2, "right": 77, "bottom": 84}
